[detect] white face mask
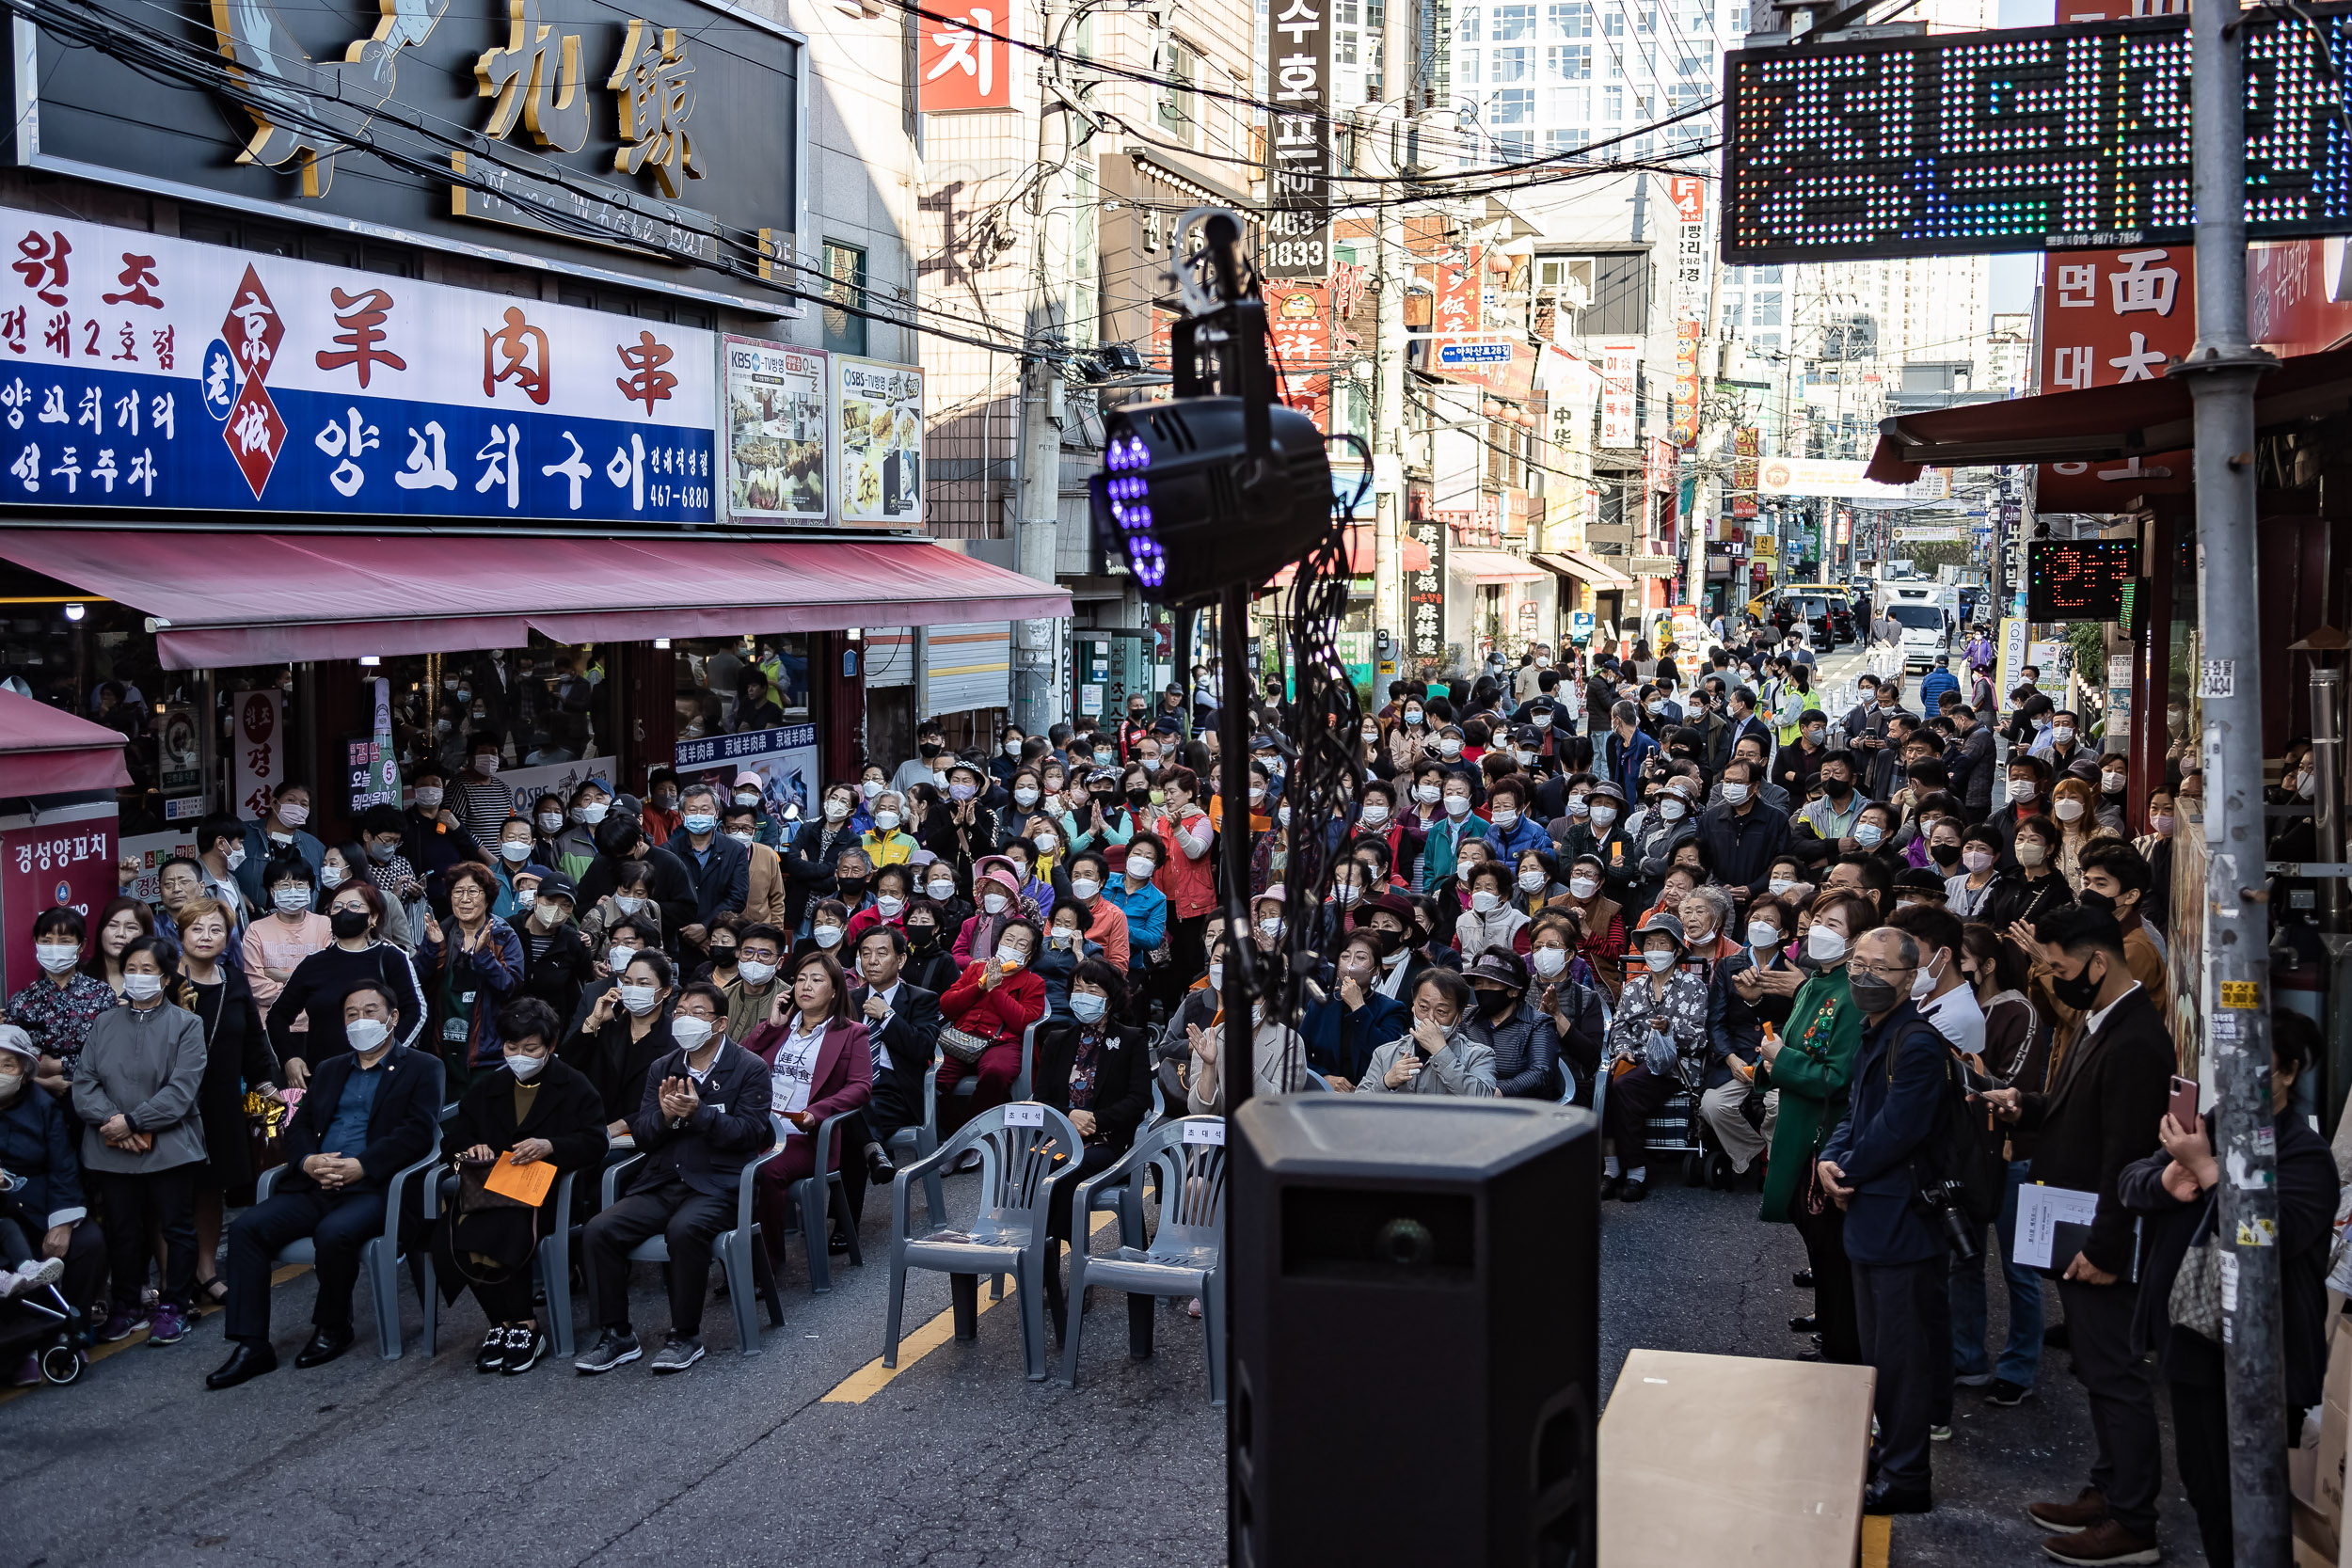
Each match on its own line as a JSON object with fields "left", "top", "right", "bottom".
{"left": 505, "top": 1052, "right": 548, "bottom": 1081}
{"left": 1360, "top": 802, "right": 1391, "bottom": 828}
{"left": 617, "top": 982, "right": 659, "bottom": 1016}
{"left": 1531, "top": 946, "right": 1568, "bottom": 978}
{"left": 1414, "top": 784, "right": 1441, "bottom": 805}
{"left": 1722, "top": 783, "right": 1750, "bottom": 805}
{"left": 875, "top": 895, "right": 906, "bottom": 918}
{"left": 737, "top": 958, "right": 777, "bottom": 987}
{"left": 812, "top": 924, "right": 844, "bottom": 949}
{"left": 1014, "top": 787, "right": 1041, "bottom": 807}
{"left": 500, "top": 839, "right": 532, "bottom": 863}
{"left": 2053, "top": 725, "right": 2074, "bottom": 744}
{"left": 1438, "top": 738, "right": 1464, "bottom": 758}
{"left": 2053, "top": 798, "right": 2085, "bottom": 822}
{"left": 726, "top": 831, "right": 756, "bottom": 847}
{"left": 1589, "top": 806, "right": 1617, "bottom": 828}
{"left": 344, "top": 1017, "right": 390, "bottom": 1053}
{"left": 1911, "top": 958, "right": 1940, "bottom": 1001}
{"left": 35, "top": 941, "right": 79, "bottom": 974}
{"left": 983, "top": 893, "right": 1009, "bottom": 915}
{"left": 122, "top": 971, "right": 166, "bottom": 1001}
{"left": 927, "top": 879, "right": 957, "bottom": 900}
{"left": 1207, "top": 962, "right": 1224, "bottom": 990}
{"left": 576, "top": 801, "right": 609, "bottom": 825}
{"left": 1257, "top": 917, "right": 1282, "bottom": 938}
{"left": 1658, "top": 799, "right": 1687, "bottom": 822}
{"left": 873, "top": 811, "right": 901, "bottom": 832}
{"left": 2102, "top": 772, "right": 2126, "bottom": 795}
{"left": 1806, "top": 925, "right": 1847, "bottom": 963}
{"left": 1534, "top": 712, "right": 1554, "bottom": 729}
{"left": 272, "top": 885, "right": 311, "bottom": 912}
{"left": 615, "top": 895, "right": 648, "bottom": 915}
{"left": 1747, "top": 922, "right": 1780, "bottom": 951}
{"left": 1443, "top": 795, "right": 1470, "bottom": 817}
{"left": 1050, "top": 927, "right": 1077, "bottom": 948}
{"left": 2008, "top": 779, "right": 2038, "bottom": 804}
{"left": 1470, "top": 890, "right": 1502, "bottom": 913}
{"left": 1035, "top": 833, "right": 1059, "bottom": 855}
{"left": 823, "top": 799, "right": 850, "bottom": 822}
{"left": 1567, "top": 796, "right": 1589, "bottom": 817}
{"left": 1518, "top": 868, "right": 1548, "bottom": 893}
{"left": 1069, "top": 877, "right": 1102, "bottom": 901}
{"left": 474, "top": 755, "right": 501, "bottom": 777}
{"left": 537, "top": 813, "right": 564, "bottom": 833}
{"left": 413, "top": 787, "right": 444, "bottom": 811}
{"left": 1492, "top": 808, "right": 1519, "bottom": 830}
{"left": 1642, "top": 949, "right": 1675, "bottom": 973}
{"left": 1854, "top": 823, "right": 1884, "bottom": 848}
{"left": 1568, "top": 875, "right": 1598, "bottom": 898}
{"left": 223, "top": 845, "right": 247, "bottom": 872}
{"left": 320, "top": 864, "right": 348, "bottom": 889}
{"left": 1126, "top": 856, "right": 1156, "bottom": 879}
{"left": 1768, "top": 877, "right": 1798, "bottom": 895}
{"left": 670, "top": 1016, "right": 716, "bottom": 1052}
{"left": 1336, "top": 883, "right": 1362, "bottom": 905}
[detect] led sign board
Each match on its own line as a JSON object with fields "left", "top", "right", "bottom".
{"left": 1722, "top": 10, "right": 2352, "bottom": 263}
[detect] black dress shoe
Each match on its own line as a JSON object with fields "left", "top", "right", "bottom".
{"left": 294, "top": 1328, "right": 355, "bottom": 1369}
{"left": 1863, "top": 1478, "right": 1933, "bottom": 1514}
{"left": 206, "top": 1339, "right": 278, "bottom": 1389}
{"left": 1618, "top": 1177, "right": 1648, "bottom": 1203}
{"left": 1793, "top": 1269, "right": 1815, "bottom": 1288}
{"left": 1789, "top": 1313, "right": 1818, "bottom": 1333}
{"left": 866, "top": 1149, "right": 897, "bottom": 1183}
{"left": 1598, "top": 1174, "right": 1624, "bottom": 1201}
{"left": 828, "top": 1227, "right": 852, "bottom": 1254}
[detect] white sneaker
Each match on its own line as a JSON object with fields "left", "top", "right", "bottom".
{"left": 0, "top": 1258, "right": 60, "bottom": 1299}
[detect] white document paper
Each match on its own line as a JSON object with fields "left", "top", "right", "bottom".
{"left": 1003, "top": 1102, "right": 1045, "bottom": 1128}
{"left": 2013, "top": 1182, "right": 2102, "bottom": 1270}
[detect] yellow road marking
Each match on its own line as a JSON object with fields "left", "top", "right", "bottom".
{"left": 1861, "top": 1513, "right": 1891, "bottom": 1568}
{"left": 0, "top": 1263, "right": 310, "bottom": 1407}
{"left": 821, "top": 1210, "right": 1119, "bottom": 1405}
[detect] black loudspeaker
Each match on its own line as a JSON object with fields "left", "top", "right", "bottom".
{"left": 1229, "top": 1097, "right": 1599, "bottom": 1567}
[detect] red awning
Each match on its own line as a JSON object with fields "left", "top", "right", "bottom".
{"left": 1451, "top": 547, "right": 1547, "bottom": 584}
{"left": 1266, "top": 523, "right": 1430, "bottom": 587}
{"left": 1534, "top": 549, "right": 1633, "bottom": 590}
{"left": 0, "top": 688, "right": 132, "bottom": 795}
{"left": 0, "top": 531, "right": 1073, "bottom": 670}
{"left": 1867, "top": 343, "right": 2352, "bottom": 482}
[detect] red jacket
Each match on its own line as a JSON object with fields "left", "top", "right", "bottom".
{"left": 940, "top": 960, "right": 1047, "bottom": 1047}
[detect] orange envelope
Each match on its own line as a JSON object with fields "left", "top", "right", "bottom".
{"left": 484, "top": 1151, "right": 556, "bottom": 1205}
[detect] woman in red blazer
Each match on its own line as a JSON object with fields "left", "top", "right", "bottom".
{"left": 936, "top": 915, "right": 1048, "bottom": 1132}
{"left": 741, "top": 951, "right": 873, "bottom": 1268}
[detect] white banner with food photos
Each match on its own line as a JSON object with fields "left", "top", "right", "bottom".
{"left": 833, "top": 356, "right": 924, "bottom": 527}
{"left": 723, "top": 335, "right": 827, "bottom": 522}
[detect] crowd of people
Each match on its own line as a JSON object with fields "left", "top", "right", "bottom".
{"left": 0, "top": 620, "right": 2331, "bottom": 1567}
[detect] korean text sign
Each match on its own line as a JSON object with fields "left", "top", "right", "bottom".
{"left": 2039, "top": 245, "right": 2193, "bottom": 507}
{"left": 0, "top": 214, "right": 715, "bottom": 523}
{"left": 2, "top": 806, "right": 116, "bottom": 998}
{"left": 920, "top": 3, "right": 1013, "bottom": 111}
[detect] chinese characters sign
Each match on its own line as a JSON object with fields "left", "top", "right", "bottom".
{"left": 723, "top": 336, "right": 826, "bottom": 522}
{"left": 834, "top": 356, "right": 923, "bottom": 526}
{"left": 2039, "top": 245, "right": 2193, "bottom": 507}
{"left": 0, "top": 215, "right": 715, "bottom": 522}
{"left": 1265, "top": 282, "right": 1330, "bottom": 422}
{"left": 1406, "top": 516, "right": 1448, "bottom": 661}
{"left": 920, "top": 4, "right": 1013, "bottom": 111}
{"left": 1263, "top": 0, "right": 1331, "bottom": 277}
{"left": 1599, "top": 341, "right": 1640, "bottom": 447}
{"left": 21, "top": 0, "right": 801, "bottom": 309}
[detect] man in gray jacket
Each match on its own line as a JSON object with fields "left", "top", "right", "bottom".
{"left": 1358, "top": 967, "right": 1498, "bottom": 1096}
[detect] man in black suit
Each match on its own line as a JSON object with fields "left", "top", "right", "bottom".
{"left": 574, "top": 984, "right": 772, "bottom": 1374}
{"left": 209, "top": 979, "right": 446, "bottom": 1388}
{"left": 1817, "top": 927, "right": 1953, "bottom": 1516}
{"left": 841, "top": 925, "right": 942, "bottom": 1225}
{"left": 1982, "top": 907, "right": 2173, "bottom": 1565}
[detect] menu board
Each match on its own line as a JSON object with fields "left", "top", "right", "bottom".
{"left": 724, "top": 337, "right": 828, "bottom": 522}
{"left": 834, "top": 356, "right": 924, "bottom": 527}
{"left": 2026, "top": 540, "right": 2137, "bottom": 622}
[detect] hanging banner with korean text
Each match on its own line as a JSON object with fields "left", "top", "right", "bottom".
{"left": 0, "top": 214, "right": 715, "bottom": 523}
{"left": 2038, "top": 245, "right": 2194, "bottom": 510}
{"left": 833, "top": 356, "right": 924, "bottom": 527}
{"left": 1, "top": 801, "right": 117, "bottom": 998}
{"left": 1671, "top": 320, "right": 1704, "bottom": 447}
{"left": 920, "top": 2, "right": 1015, "bottom": 111}
{"left": 1599, "top": 341, "right": 1640, "bottom": 447}
{"left": 723, "top": 336, "right": 827, "bottom": 522}
{"left": 231, "top": 689, "right": 285, "bottom": 821}
{"left": 1263, "top": 0, "right": 1331, "bottom": 277}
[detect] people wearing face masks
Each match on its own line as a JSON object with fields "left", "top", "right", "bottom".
{"left": 784, "top": 782, "right": 866, "bottom": 930}
{"left": 1756, "top": 890, "right": 1871, "bottom": 1368}
{"left": 1978, "top": 906, "right": 2178, "bottom": 1562}
{"left": 1813, "top": 926, "right": 1958, "bottom": 1516}
{"left": 433, "top": 996, "right": 608, "bottom": 1376}
{"left": 937, "top": 916, "right": 1049, "bottom": 1132}
{"left": 547, "top": 780, "right": 616, "bottom": 885}
{"left": 1595, "top": 912, "right": 1708, "bottom": 1200}
{"left": 1458, "top": 949, "right": 1562, "bottom": 1100}
{"left": 739, "top": 953, "right": 874, "bottom": 1270}
{"left": 1789, "top": 751, "right": 1869, "bottom": 866}
{"left": 574, "top": 812, "right": 696, "bottom": 942}
{"left": 1603, "top": 700, "right": 1661, "bottom": 802}
{"left": 1300, "top": 929, "right": 1413, "bottom": 1087}
{"left": 235, "top": 781, "right": 326, "bottom": 911}
{"left": 1700, "top": 894, "right": 1801, "bottom": 1185}
{"left": 4, "top": 908, "right": 116, "bottom": 1091}
{"left": 1982, "top": 817, "right": 2074, "bottom": 948}
{"left": 920, "top": 761, "right": 1000, "bottom": 887}
{"left": 1565, "top": 782, "right": 1641, "bottom": 902}
{"left": 210, "top": 979, "right": 446, "bottom": 1388}
{"left": 0, "top": 1024, "right": 105, "bottom": 1382}
{"left": 267, "top": 882, "right": 429, "bottom": 1085}
{"left": 561, "top": 940, "right": 682, "bottom": 1137}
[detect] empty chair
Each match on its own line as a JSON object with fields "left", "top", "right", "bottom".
{"left": 250, "top": 1150, "right": 440, "bottom": 1360}
{"left": 884, "top": 1023, "right": 1041, "bottom": 1230}
{"left": 882, "top": 1101, "right": 1081, "bottom": 1381}
{"left": 1057, "top": 1115, "right": 1228, "bottom": 1403}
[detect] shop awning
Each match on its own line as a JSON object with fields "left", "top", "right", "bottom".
{"left": 0, "top": 531, "right": 1074, "bottom": 671}
{"left": 0, "top": 688, "right": 132, "bottom": 795}
{"left": 1266, "top": 523, "right": 1432, "bottom": 587}
{"left": 1866, "top": 343, "right": 2352, "bottom": 482}
{"left": 1534, "top": 549, "right": 1634, "bottom": 590}
{"left": 1450, "top": 547, "right": 1548, "bottom": 584}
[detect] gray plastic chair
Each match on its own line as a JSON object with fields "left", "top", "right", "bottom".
{"left": 884, "top": 1022, "right": 1041, "bottom": 1229}
{"left": 596, "top": 1140, "right": 787, "bottom": 1355}
{"left": 766, "top": 1111, "right": 864, "bottom": 1292}
{"left": 1056, "top": 1114, "right": 1229, "bottom": 1402}
{"left": 882, "top": 1101, "right": 1081, "bottom": 1381}
{"left": 252, "top": 1148, "right": 440, "bottom": 1360}
{"left": 421, "top": 1166, "right": 580, "bottom": 1357}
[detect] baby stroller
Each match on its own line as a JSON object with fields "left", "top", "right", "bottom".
{"left": 0, "top": 1172, "right": 90, "bottom": 1386}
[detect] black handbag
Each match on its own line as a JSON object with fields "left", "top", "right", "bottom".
{"left": 937, "top": 1022, "right": 994, "bottom": 1065}
{"left": 448, "top": 1163, "right": 542, "bottom": 1283}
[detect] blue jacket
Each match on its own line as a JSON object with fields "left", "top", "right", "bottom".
{"left": 1485, "top": 812, "right": 1551, "bottom": 863}
{"left": 1917, "top": 667, "right": 1959, "bottom": 713}
{"left": 236, "top": 820, "right": 326, "bottom": 908}
{"left": 0, "top": 1081, "right": 86, "bottom": 1228}
{"left": 421, "top": 917, "right": 526, "bottom": 1071}
{"left": 666, "top": 830, "right": 753, "bottom": 929}
{"left": 1604, "top": 725, "right": 1661, "bottom": 802}
{"left": 1819, "top": 1000, "right": 1951, "bottom": 1266}
{"left": 1105, "top": 877, "right": 1168, "bottom": 969}
{"left": 1301, "top": 989, "right": 1411, "bottom": 1085}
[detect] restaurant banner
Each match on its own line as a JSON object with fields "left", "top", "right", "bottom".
{"left": 0, "top": 214, "right": 716, "bottom": 523}
{"left": 833, "top": 356, "right": 923, "bottom": 527}
{"left": 723, "top": 336, "right": 827, "bottom": 522}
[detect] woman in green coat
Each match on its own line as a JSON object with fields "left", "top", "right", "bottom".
{"left": 1756, "top": 890, "right": 1870, "bottom": 1365}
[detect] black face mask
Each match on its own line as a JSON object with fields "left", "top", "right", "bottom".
{"left": 907, "top": 926, "right": 938, "bottom": 951}
{"left": 709, "top": 945, "right": 738, "bottom": 967}
{"left": 2075, "top": 888, "right": 2117, "bottom": 916}
{"left": 1822, "top": 777, "right": 1853, "bottom": 800}
{"left": 836, "top": 878, "right": 870, "bottom": 902}
{"left": 1929, "top": 843, "right": 1963, "bottom": 868}
{"left": 1476, "top": 987, "right": 1518, "bottom": 1018}
{"left": 329, "top": 909, "right": 371, "bottom": 941}
{"left": 2050, "top": 958, "right": 2106, "bottom": 1010}
{"left": 1126, "top": 786, "right": 1151, "bottom": 808}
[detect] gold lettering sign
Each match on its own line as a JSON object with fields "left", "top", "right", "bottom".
{"left": 606, "top": 20, "right": 707, "bottom": 199}
{"left": 211, "top": 0, "right": 448, "bottom": 197}
{"left": 475, "top": 0, "right": 591, "bottom": 153}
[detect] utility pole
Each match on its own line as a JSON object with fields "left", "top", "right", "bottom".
{"left": 1373, "top": 0, "right": 1416, "bottom": 667}
{"left": 1013, "top": 0, "right": 1073, "bottom": 735}
{"left": 2176, "top": 0, "right": 2287, "bottom": 1561}
{"left": 1684, "top": 253, "right": 1725, "bottom": 621}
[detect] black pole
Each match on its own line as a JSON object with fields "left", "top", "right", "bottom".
{"left": 1218, "top": 582, "right": 1257, "bottom": 1107}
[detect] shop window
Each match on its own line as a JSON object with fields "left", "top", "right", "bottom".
{"left": 375, "top": 640, "right": 611, "bottom": 780}
{"left": 673, "top": 635, "right": 813, "bottom": 740}
{"left": 823, "top": 243, "right": 868, "bottom": 356}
